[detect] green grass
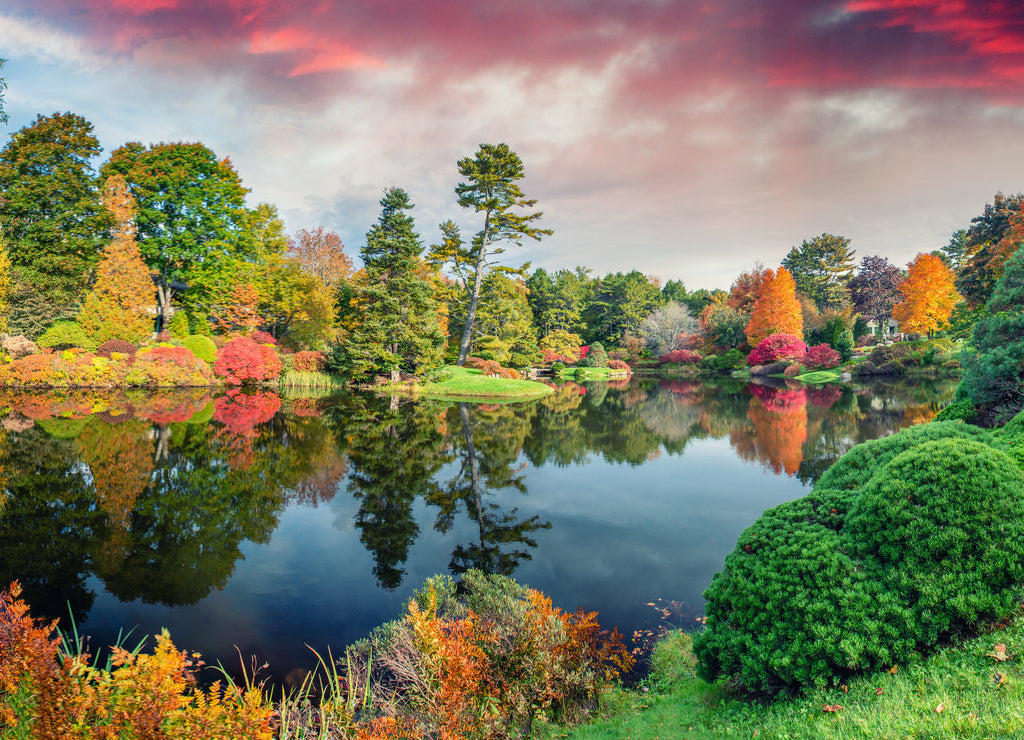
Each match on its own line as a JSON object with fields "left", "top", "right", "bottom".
{"left": 418, "top": 365, "right": 553, "bottom": 401}
{"left": 556, "top": 366, "right": 630, "bottom": 380}
{"left": 546, "top": 619, "right": 1024, "bottom": 740}
{"left": 794, "top": 368, "right": 844, "bottom": 384}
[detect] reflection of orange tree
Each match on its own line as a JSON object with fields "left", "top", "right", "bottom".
{"left": 900, "top": 403, "right": 938, "bottom": 428}
{"left": 78, "top": 418, "right": 154, "bottom": 571}
{"left": 746, "top": 384, "right": 808, "bottom": 476}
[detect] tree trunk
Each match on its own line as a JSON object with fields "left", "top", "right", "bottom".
{"left": 457, "top": 215, "right": 491, "bottom": 366}
{"left": 459, "top": 403, "right": 485, "bottom": 545}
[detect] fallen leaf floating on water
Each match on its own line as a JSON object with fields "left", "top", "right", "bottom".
{"left": 986, "top": 643, "right": 1009, "bottom": 662}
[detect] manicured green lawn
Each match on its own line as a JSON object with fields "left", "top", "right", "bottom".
{"left": 543, "top": 620, "right": 1024, "bottom": 740}
{"left": 417, "top": 365, "right": 553, "bottom": 401}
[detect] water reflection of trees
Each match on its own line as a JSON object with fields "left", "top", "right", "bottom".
{"left": 0, "top": 389, "right": 347, "bottom": 619}
{"left": 0, "top": 376, "right": 958, "bottom": 616}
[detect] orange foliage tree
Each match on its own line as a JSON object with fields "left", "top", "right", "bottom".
{"left": 78, "top": 175, "right": 156, "bottom": 346}
{"left": 892, "top": 253, "right": 961, "bottom": 336}
{"left": 212, "top": 282, "right": 262, "bottom": 334}
{"left": 289, "top": 226, "right": 353, "bottom": 289}
{"left": 744, "top": 267, "right": 803, "bottom": 347}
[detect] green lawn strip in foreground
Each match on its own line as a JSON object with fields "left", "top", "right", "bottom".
{"left": 546, "top": 620, "right": 1024, "bottom": 740}
{"left": 418, "top": 365, "right": 553, "bottom": 401}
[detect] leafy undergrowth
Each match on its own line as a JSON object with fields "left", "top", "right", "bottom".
{"left": 546, "top": 619, "right": 1024, "bottom": 740}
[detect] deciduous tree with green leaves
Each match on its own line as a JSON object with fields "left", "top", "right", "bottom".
{"left": 430, "top": 144, "right": 551, "bottom": 366}
{"left": 101, "top": 141, "right": 256, "bottom": 326}
{"left": 0, "top": 112, "right": 112, "bottom": 305}
{"left": 349, "top": 188, "right": 445, "bottom": 380}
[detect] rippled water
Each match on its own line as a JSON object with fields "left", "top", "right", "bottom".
{"left": 0, "top": 376, "right": 955, "bottom": 684}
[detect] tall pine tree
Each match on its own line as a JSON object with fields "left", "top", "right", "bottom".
{"left": 349, "top": 188, "right": 445, "bottom": 381}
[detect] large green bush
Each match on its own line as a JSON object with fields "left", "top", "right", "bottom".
{"left": 695, "top": 423, "right": 1024, "bottom": 696}
{"left": 36, "top": 320, "right": 92, "bottom": 350}
{"left": 181, "top": 334, "right": 217, "bottom": 363}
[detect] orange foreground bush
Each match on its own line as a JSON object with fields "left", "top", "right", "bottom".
{"left": 0, "top": 581, "right": 275, "bottom": 739}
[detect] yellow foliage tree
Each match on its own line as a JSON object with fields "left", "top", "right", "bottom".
{"left": 0, "top": 225, "right": 11, "bottom": 334}
{"left": 892, "top": 253, "right": 961, "bottom": 336}
{"left": 213, "top": 281, "right": 262, "bottom": 335}
{"left": 78, "top": 175, "right": 155, "bottom": 345}
{"left": 744, "top": 267, "right": 803, "bottom": 347}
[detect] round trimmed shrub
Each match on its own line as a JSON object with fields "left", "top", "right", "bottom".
{"left": 694, "top": 497, "right": 915, "bottom": 694}
{"left": 697, "top": 423, "right": 1024, "bottom": 696}
{"left": 846, "top": 438, "right": 1024, "bottom": 644}
{"left": 37, "top": 321, "right": 91, "bottom": 350}
{"left": 814, "top": 420, "right": 1004, "bottom": 491}
{"left": 214, "top": 336, "right": 283, "bottom": 385}
{"left": 747, "top": 334, "right": 807, "bottom": 366}
{"left": 181, "top": 334, "right": 217, "bottom": 363}
{"left": 96, "top": 339, "right": 138, "bottom": 359}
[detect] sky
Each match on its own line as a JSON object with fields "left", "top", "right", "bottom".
{"left": 2, "top": 0, "right": 1024, "bottom": 290}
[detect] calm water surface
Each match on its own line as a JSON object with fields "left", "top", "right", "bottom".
{"left": 0, "top": 376, "right": 955, "bottom": 684}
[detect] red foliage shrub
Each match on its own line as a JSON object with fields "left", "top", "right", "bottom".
{"left": 96, "top": 339, "right": 138, "bottom": 359}
{"left": 659, "top": 349, "right": 703, "bottom": 365}
{"left": 541, "top": 348, "right": 575, "bottom": 365}
{"left": 250, "top": 329, "right": 277, "bottom": 345}
{"left": 291, "top": 350, "right": 326, "bottom": 372}
{"left": 214, "top": 337, "right": 283, "bottom": 385}
{"left": 607, "top": 358, "right": 631, "bottom": 373}
{"left": 746, "top": 334, "right": 807, "bottom": 366}
{"left": 802, "top": 343, "right": 842, "bottom": 369}
{"left": 578, "top": 345, "right": 590, "bottom": 359}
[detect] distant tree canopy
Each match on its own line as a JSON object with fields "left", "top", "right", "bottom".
{"left": 956, "top": 192, "right": 1024, "bottom": 309}
{"left": 0, "top": 112, "right": 112, "bottom": 304}
{"left": 848, "top": 255, "right": 903, "bottom": 326}
{"left": 782, "top": 233, "right": 855, "bottom": 312}
{"left": 101, "top": 141, "right": 256, "bottom": 318}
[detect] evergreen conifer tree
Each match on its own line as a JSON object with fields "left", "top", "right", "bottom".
{"left": 349, "top": 188, "right": 445, "bottom": 380}
{"left": 962, "top": 244, "right": 1024, "bottom": 425}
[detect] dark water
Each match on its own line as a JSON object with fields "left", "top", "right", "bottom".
{"left": 0, "top": 376, "right": 955, "bottom": 685}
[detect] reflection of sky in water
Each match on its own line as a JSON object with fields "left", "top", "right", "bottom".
{"left": 81, "top": 435, "right": 806, "bottom": 683}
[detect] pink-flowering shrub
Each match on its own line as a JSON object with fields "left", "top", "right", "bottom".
{"left": 607, "top": 358, "right": 631, "bottom": 373}
{"left": 214, "top": 337, "right": 283, "bottom": 385}
{"left": 747, "top": 334, "right": 807, "bottom": 366}
{"left": 291, "top": 350, "right": 326, "bottom": 372}
{"left": 126, "top": 345, "right": 213, "bottom": 387}
{"left": 250, "top": 329, "right": 277, "bottom": 345}
{"left": 659, "top": 349, "right": 703, "bottom": 365}
{"left": 802, "top": 343, "right": 842, "bottom": 369}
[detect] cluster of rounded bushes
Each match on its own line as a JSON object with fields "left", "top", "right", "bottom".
{"left": 0, "top": 330, "right": 327, "bottom": 388}
{"left": 746, "top": 333, "right": 842, "bottom": 371}
{"left": 694, "top": 416, "right": 1024, "bottom": 695}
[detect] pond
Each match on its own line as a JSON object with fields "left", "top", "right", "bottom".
{"left": 0, "top": 376, "right": 956, "bottom": 686}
